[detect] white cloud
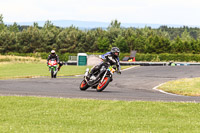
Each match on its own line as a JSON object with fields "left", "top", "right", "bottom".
{"left": 0, "top": 0, "right": 200, "bottom": 26}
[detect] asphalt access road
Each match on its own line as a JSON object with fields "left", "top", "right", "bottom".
{"left": 1, "top": 66, "right": 200, "bottom": 102}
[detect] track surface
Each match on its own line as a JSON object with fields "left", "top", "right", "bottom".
{"left": 1, "top": 66, "right": 200, "bottom": 102}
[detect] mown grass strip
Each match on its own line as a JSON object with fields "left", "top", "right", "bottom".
{"left": 157, "top": 77, "right": 200, "bottom": 96}
{"left": 0, "top": 62, "right": 133, "bottom": 79}
{"left": 0, "top": 63, "right": 93, "bottom": 79}
{"left": 0, "top": 55, "right": 45, "bottom": 63}
{"left": 0, "top": 96, "right": 200, "bottom": 133}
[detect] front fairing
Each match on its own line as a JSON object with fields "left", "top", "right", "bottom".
{"left": 48, "top": 60, "right": 57, "bottom": 68}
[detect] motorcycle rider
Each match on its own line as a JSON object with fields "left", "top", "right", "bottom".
{"left": 47, "top": 50, "right": 62, "bottom": 71}
{"left": 87, "top": 47, "right": 121, "bottom": 80}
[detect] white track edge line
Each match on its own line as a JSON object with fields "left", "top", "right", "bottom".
{"left": 152, "top": 83, "right": 186, "bottom": 97}
{"left": 121, "top": 66, "right": 138, "bottom": 71}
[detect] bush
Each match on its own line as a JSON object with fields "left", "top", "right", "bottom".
{"left": 3, "top": 52, "right": 200, "bottom": 62}
{"left": 135, "top": 53, "right": 200, "bottom": 62}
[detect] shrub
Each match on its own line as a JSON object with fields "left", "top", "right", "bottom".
{"left": 3, "top": 52, "right": 200, "bottom": 62}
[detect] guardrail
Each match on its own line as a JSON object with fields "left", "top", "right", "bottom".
{"left": 120, "top": 61, "right": 168, "bottom": 66}
{"left": 65, "top": 61, "right": 200, "bottom": 66}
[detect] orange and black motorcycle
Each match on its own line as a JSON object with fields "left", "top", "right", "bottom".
{"left": 80, "top": 63, "right": 120, "bottom": 92}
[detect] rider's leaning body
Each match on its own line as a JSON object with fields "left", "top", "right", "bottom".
{"left": 47, "top": 50, "right": 63, "bottom": 71}
{"left": 47, "top": 50, "right": 60, "bottom": 64}
{"left": 88, "top": 47, "right": 121, "bottom": 79}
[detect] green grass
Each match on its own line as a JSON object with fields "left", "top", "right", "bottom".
{"left": 0, "top": 63, "right": 133, "bottom": 79}
{"left": 0, "top": 96, "right": 200, "bottom": 133}
{"left": 157, "top": 78, "right": 200, "bottom": 96}
{"left": 0, "top": 55, "right": 45, "bottom": 63}
{"left": 0, "top": 63, "right": 93, "bottom": 79}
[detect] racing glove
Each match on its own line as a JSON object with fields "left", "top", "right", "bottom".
{"left": 117, "top": 69, "right": 121, "bottom": 74}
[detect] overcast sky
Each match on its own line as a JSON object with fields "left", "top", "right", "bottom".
{"left": 0, "top": 0, "right": 200, "bottom": 26}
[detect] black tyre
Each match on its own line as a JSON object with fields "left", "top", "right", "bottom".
{"left": 54, "top": 69, "right": 57, "bottom": 78}
{"left": 80, "top": 80, "right": 89, "bottom": 91}
{"left": 51, "top": 68, "right": 54, "bottom": 78}
{"left": 96, "top": 76, "right": 111, "bottom": 92}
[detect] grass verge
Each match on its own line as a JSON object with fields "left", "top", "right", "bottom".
{"left": 0, "top": 55, "right": 45, "bottom": 63}
{"left": 157, "top": 78, "right": 200, "bottom": 96}
{"left": 0, "top": 63, "right": 93, "bottom": 79}
{"left": 0, "top": 62, "right": 133, "bottom": 79}
{"left": 0, "top": 96, "right": 200, "bottom": 133}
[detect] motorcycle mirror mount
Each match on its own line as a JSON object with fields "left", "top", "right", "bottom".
{"left": 84, "top": 68, "right": 90, "bottom": 76}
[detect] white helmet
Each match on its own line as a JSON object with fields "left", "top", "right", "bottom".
{"left": 51, "top": 50, "right": 55, "bottom": 54}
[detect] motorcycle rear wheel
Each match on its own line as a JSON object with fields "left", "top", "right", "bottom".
{"left": 96, "top": 76, "right": 111, "bottom": 92}
{"left": 80, "top": 80, "right": 89, "bottom": 91}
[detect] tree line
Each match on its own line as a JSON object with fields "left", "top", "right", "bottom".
{"left": 1, "top": 14, "right": 200, "bottom": 54}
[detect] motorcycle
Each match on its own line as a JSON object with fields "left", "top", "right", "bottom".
{"left": 80, "top": 63, "right": 119, "bottom": 92}
{"left": 48, "top": 59, "right": 58, "bottom": 78}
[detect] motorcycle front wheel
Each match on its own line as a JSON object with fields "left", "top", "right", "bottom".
{"left": 51, "top": 68, "right": 54, "bottom": 78}
{"left": 54, "top": 68, "right": 57, "bottom": 78}
{"left": 96, "top": 76, "right": 111, "bottom": 92}
{"left": 80, "top": 80, "right": 89, "bottom": 91}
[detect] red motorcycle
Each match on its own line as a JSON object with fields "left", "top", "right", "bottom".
{"left": 48, "top": 59, "right": 58, "bottom": 78}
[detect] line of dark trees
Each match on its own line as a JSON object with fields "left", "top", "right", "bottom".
{"left": 1, "top": 14, "right": 200, "bottom": 54}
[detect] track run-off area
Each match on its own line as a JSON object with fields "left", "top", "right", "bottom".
{"left": 1, "top": 66, "right": 200, "bottom": 102}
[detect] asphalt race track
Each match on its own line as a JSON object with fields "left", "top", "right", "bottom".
{"left": 1, "top": 66, "right": 200, "bottom": 102}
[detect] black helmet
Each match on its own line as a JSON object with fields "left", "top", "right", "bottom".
{"left": 111, "top": 47, "right": 120, "bottom": 57}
